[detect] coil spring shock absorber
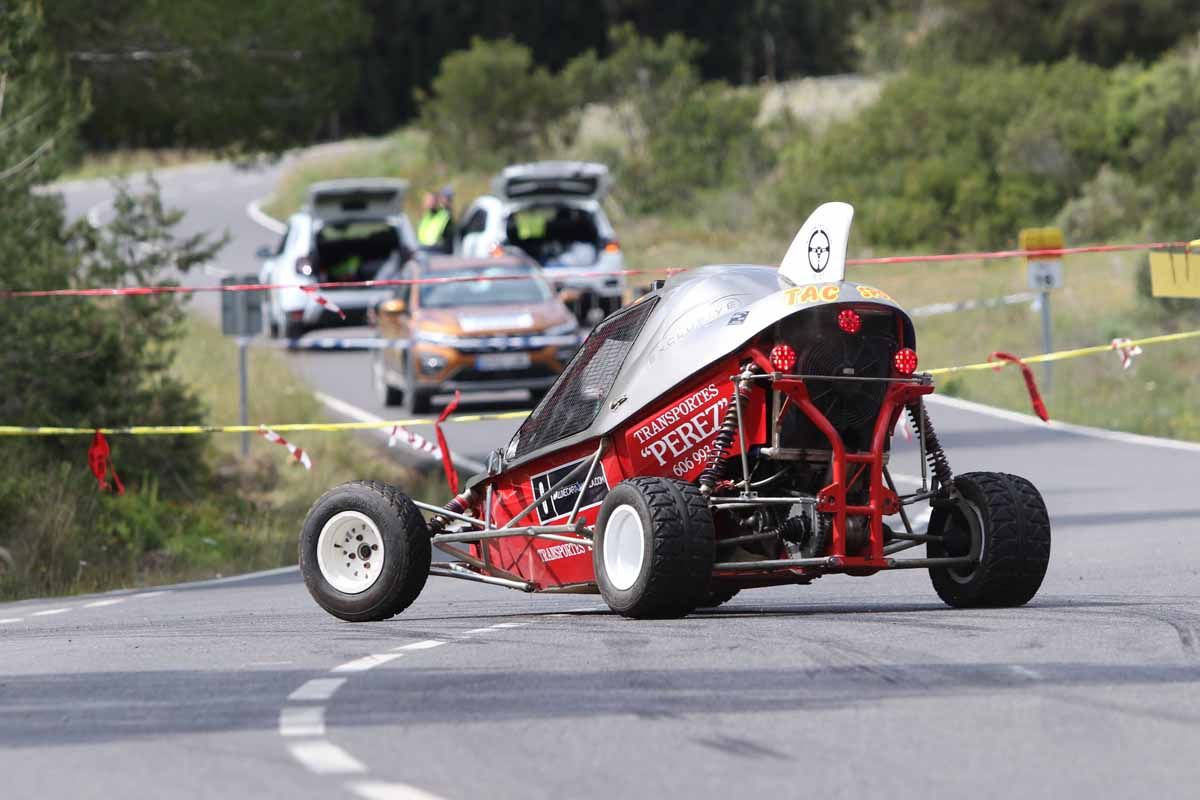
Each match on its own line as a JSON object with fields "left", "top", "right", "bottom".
{"left": 429, "top": 487, "right": 480, "bottom": 532}
{"left": 907, "top": 400, "right": 954, "bottom": 490}
{"left": 699, "top": 363, "right": 761, "bottom": 493}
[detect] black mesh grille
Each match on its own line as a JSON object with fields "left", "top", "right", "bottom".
{"left": 511, "top": 297, "right": 658, "bottom": 458}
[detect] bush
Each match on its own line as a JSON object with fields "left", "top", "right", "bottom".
{"left": 771, "top": 60, "right": 1112, "bottom": 249}
{"left": 418, "top": 37, "right": 574, "bottom": 170}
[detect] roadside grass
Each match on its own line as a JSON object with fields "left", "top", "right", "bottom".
{"left": 60, "top": 148, "right": 219, "bottom": 181}
{"left": 0, "top": 315, "right": 446, "bottom": 601}
{"left": 260, "top": 131, "right": 1200, "bottom": 443}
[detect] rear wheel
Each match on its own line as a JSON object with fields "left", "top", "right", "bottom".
{"left": 374, "top": 353, "right": 403, "bottom": 407}
{"left": 284, "top": 318, "right": 306, "bottom": 340}
{"left": 594, "top": 477, "right": 715, "bottom": 619}
{"left": 402, "top": 353, "right": 433, "bottom": 415}
{"left": 299, "top": 481, "right": 431, "bottom": 622}
{"left": 928, "top": 472, "right": 1050, "bottom": 608}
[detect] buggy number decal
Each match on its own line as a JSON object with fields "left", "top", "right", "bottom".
{"left": 531, "top": 458, "right": 610, "bottom": 524}
{"left": 631, "top": 383, "right": 730, "bottom": 477}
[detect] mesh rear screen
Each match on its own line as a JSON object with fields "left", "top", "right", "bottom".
{"left": 511, "top": 297, "right": 658, "bottom": 459}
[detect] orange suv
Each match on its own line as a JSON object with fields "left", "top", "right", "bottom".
{"left": 372, "top": 255, "right": 581, "bottom": 413}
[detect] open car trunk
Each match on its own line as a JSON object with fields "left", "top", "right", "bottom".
{"left": 506, "top": 205, "right": 604, "bottom": 268}
{"left": 314, "top": 223, "right": 404, "bottom": 283}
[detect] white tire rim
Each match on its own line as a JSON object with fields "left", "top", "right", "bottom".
{"left": 317, "top": 510, "right": 385, "bottom": 595}
{"left": 603, "top": 504, "right": 645, "bottom": 591}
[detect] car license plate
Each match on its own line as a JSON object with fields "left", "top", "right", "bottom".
{"left": 476, "top": 352, "right": 531, "bottom": 371}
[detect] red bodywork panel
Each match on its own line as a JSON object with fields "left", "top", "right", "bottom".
{"left": 473, "top": 354, "right": 767, "bottom": 589}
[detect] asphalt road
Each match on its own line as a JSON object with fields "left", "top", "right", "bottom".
{"left": 4, "top": 162, "right": 1198, "bottom": 799}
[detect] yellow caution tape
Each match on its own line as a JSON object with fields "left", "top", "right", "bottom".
{"left": 925, "top": 329, "right": 1200, "bottom": 376}
{"left": 2, "top": 329, "right": 1197, "bottom": 437}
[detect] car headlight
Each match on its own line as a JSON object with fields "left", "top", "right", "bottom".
{"left": 544, "top": 319, "right": 579, "bottom": 336}
{"left": 414, "top": 329, "right": 458, "bottom": 345}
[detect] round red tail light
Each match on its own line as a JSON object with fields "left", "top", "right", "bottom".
{"left": 837, "top": 309, "right": 862, "bottom": 334}
{"left": 770, "top": 344, "right": 797, "bottom": 372}
{"left": 894, "top": 347, "right": 919, "bottom": 375}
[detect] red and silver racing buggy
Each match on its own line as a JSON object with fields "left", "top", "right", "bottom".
{"left": 300, "top": 203, "right": 1051, "bottom": 621}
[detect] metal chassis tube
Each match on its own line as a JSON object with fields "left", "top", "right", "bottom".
{"left": 714, "top": 353, "right": 954, "bottom": 576}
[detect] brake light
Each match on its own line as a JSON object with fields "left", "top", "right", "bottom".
{"left": 770, "top": 344, "right": 797, "bottom": 372}
{"left": 490, "top": 244, "right": 505, "bottom": 258}
{"left": 604, "top": 241, "right": 620, "bottom": 254}
{"left": 894, "top": 348, "right": 918, "bottom": 375}
{"left": 294, "top": 256, "right": 313, "bottom": 277}
{"left": 837, "top": 309, "right": 862, "bottom": 334}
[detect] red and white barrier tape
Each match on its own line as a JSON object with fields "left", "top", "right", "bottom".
{"left": 1112, "top": 337, "right": 1143, "bottom": 370}
{"left": 300, "top": 286, "right": 346, "bottom": 319}
{"left": 259, "top": 425, "right": 313, "bottom": 469}
{"left": 1, "top": 240, "right": 1190, "bottom": 299}
{"left": 388, "top": 424, "right": 441, "bottom": 458}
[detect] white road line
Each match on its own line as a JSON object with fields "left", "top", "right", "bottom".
{"left": 393, "top": 640, "right": 447, "bottom": 652}
{"left": 0, "top": 618, "right": 21, "bottom": 624}
{"left": 289, "top": 678, "right": 347, "bottom": 702}
{"left": 929, "top": 394, "right": 1200, "bottom": 454}
{"left": 350, "top": 781, "right": 447, "bottom": 800}
{"left": 1009, "top": 665, "right": 1042, "bottom": 680}
{"left": 489, "top": 622, "right": 529, "bottom": 629}
{"left": 131, "top": 590, "right": 168, "bottom": 599}
{"left": 312, "top": 391, "right": 489, "bottom": 475}
{"left": 83, "top": 598, "right": 125, "bottom": 609}
{"left": 332, "top": 653, "right": 403, "bottom": 673}
{"left": 288, "top": 741, "right": 366, "bottom": 775}
{"left": 462, "top": 627, "right": 495, "bottom": 635}
{"left": 247, "top": 197, "right": 288, "bottom": 235}
{"left": 31, "top": 608, "right": 70, "bottom": 616}
{"left": 279, "top": 706, "right": 327, "bottom": 737}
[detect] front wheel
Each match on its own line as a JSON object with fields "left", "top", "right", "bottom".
{"left": 594, "top": 477, "right": 715, "bottom": 619}
{"left": 928, "top": 472, "right": 1051, "bottom": 608}
{"left": 299, "top": 481, "right": 431, "bottom": 621}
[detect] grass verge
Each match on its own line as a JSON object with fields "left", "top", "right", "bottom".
{"left": 0, "top": 315, "right": 445, "bottom": 601}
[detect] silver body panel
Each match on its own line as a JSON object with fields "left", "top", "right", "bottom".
{"left": 504, "top": 264, "right": 911, "bottom": 468}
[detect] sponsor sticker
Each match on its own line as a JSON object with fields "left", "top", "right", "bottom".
{"left": 631, "top": 383, "right": 730, "bottom": 478}
{"left": 784, "top": 284, "right": 841, "bottom": 305}
{"left": 649, "top": 296, "right": 744, "bottom": 362}
{"left": 856, "top": 285, "right": 894, "bottom": 302}
{"left": 727, "top": 311, "right": 749, "bottom": 326}
{"left": 531, "top": 458, "right": 610, "bottom": 524}
{"left": 537, "top": 541, "right": 588, "bottom": 563}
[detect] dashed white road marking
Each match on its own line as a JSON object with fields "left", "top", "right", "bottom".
{"left": 333, "top": 653, "right": 403, "bottom": 673}
{"left": 288, "top": 741, "right": 366, "bottom": 775}
{"left": 462, "top": 627, "right": 495, "bottom": 635}
{"left": 0, "top": 618, "right": 21, "bottom": 624}
{"left": 83, "top": 598, "right": 125, "bottom": 609}
{"left": 489, "top": 622, "right": 529, "bottom": 629}
{"left": 393, "top": 640, "right": 446, "bottom": 652}
{"left": 131, "top": 590, "right": 168, "bottom": 599}
{"left": 32, "top": 608, "right": 70, "bottom": 617}
{"left": 351, "top": 781, "right": 447, "bottom": 800}
{"left": 288, "top": 678, "right": 347, "bottom": 702}
{"left": 279, "top": 706, "right": 327, "bottom": 737}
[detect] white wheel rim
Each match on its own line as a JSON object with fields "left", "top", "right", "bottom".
{"left": 317, "top": 511, "right": 385, "bottom": 595}
{"left": 603, "top": 504, "right": 645, "bottom": 591}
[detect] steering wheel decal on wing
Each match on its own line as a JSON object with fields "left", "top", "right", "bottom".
{"left": 808, "top": 229, "right": 831, "bottom": 273}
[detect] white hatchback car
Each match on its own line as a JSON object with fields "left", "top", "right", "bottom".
{"left": 456, "top": 161, "right": 625, "bottom": 323}
{"left": 258, "top": 179, "right": 420, "bottom": 339}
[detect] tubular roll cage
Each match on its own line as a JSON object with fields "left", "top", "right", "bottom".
{"left": 407, "top": 347, "right": 978, "bottom": 593}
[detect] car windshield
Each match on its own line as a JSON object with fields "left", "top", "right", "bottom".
{"left": 420, "top": 267, "right": 550, "bottom": 309}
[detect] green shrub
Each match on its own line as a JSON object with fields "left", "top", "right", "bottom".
{"left": 771, "top": 60, "right": 1112, "bottom": 249}
{"left": 418, "top": 37, "right": 574, "bottom": 170}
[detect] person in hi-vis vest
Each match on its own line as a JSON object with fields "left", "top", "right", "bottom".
{"left": 417, "top": 188, "right": 454, "bottom": 253}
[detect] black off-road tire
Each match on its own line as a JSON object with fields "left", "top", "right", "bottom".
{"left": 284, "top": 319, "right": 306, "bottom": 340}
{"left": 698, "top": 585, "right": 740, "bottom": 609}
{"left": 928, "top": 471, "right": 1051, "bottom": 608}
{"left": 594, "top": 477, "right": 715, "bottom": 619}
{"left": 299, "top": 481, "right": 431, "bottom": 622}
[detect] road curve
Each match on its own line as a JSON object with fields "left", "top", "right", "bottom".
{"left": 3, "top": 164, "right": 1195, "bottom": 799}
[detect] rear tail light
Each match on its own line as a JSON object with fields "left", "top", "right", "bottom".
{"left": 294, "top": 256, "right": 313, "bottom": 276}
{"left": 894, "top": 348, "right": 918, "bottom": 375}
{"left": 603, "top": 241, "right": 620, "bottom": 254}
{"left": 837, "top": 309, "right": 861, "bottom": 334}
{"left": 770, "top": 344, "right": 797, "bottom": 372}
{"left": 490, "top": 244, "right": 505, "bottom": 258}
